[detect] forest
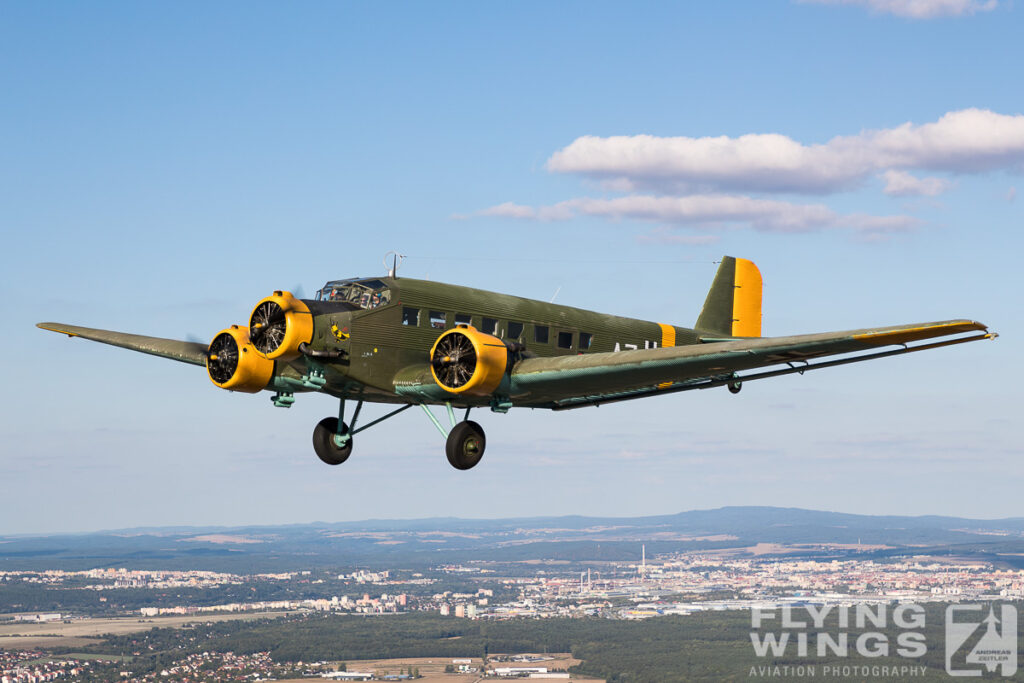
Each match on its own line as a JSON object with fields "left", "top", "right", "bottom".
{"left": 59, "top": 604, "right": 1021, "bottom": 683}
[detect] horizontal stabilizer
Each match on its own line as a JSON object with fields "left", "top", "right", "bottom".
{"left": 37, "top": 322, "right": 208, "bottom": 367}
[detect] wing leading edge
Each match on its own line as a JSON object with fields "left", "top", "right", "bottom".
{"left": 508, "top": 319, "right": 994, "bottom": 409}
{"left": 37, "top": 322, "right": 209, "bottom": 367}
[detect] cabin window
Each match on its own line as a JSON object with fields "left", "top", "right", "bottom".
{"left": 429, "top": 311, "right": 446, "bottom": 329}
{"left": 534, "top": 325, "right": 549, "bottom": 344}
{"left": 455, "top": 313, "right": 472, "bottom": 326}
{"left": 482, "top": 317, "right": 499, "bottom": 335}
{"left": 580, "top": 332, "right": 593, "bottom": 350}
{"left": 402, "top": 307, "right": 420, "bottom": 326}
{"left": 508, "top": 321, "right": 524, "bottom": 340}
{"left": 557, "top": 331, "right": 574, "bottom": 350}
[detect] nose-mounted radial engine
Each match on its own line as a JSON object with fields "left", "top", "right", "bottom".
{"left": 248, "top": 291, "right": 314, "bottom": 360}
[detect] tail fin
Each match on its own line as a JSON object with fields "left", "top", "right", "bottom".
{"left": 695, "top": 256, "right": 762, "bottom": 338}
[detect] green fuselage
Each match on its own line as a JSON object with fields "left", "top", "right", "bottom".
{"left": 291, "top": 276, "right": 698, "bottom": 407}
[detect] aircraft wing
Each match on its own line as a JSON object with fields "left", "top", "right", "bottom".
{"left": 509, "top": 319, "right": 994, "bottom": 409}
{"left": 37, "top": 322, "right": 209, "bottom": 367}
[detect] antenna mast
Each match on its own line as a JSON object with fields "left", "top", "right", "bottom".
{"left": 384, "top": 251, "right": 405, "bottom": 279}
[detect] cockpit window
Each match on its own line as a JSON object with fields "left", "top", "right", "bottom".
{"left": 316, "top": 279, "right": 392, "bottom": 310}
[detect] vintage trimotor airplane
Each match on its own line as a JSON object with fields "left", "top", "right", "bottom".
{"left": 37, "top": 257, "right": 995, "bottom": 470}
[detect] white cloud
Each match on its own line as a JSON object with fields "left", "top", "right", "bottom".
{"left": 546, "top": 109, "right": 1024, "bottom": 194}
{"left": 881, "top": 170, "right": 952, "bottom": 196}
{"left": 470, "top": 193, "right": 918, "bottom": 238}
{"left": 548, "top": 132, "right": 852, "bottom": 194}
{"left": 459, "top": 201, "right": 576, "bottom": 221}
{"left": 1008, "top": 186, "right": 1017, "bottom": 202}
{"left": 567, "top": 195, "right": 836, "bottom": 232}
{"left": 461, "top": 109, "right": 1020, "bottom": 242}
{"left": 474, "top": 201, "right": 537, "bottom": 219}
{"left": 799, "top": 0, "right": 998, "bottom": 18}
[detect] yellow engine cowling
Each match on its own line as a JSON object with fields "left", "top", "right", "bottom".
{"left": 248, "top": 290, "right": 314, "bottom": 360}
{"left": 430, "top": 325, "right": 509, "bottom": 396}
{"left": 206, "top": 325, "right": 275, "bottom": 393}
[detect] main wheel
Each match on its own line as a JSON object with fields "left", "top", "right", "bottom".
{"left": 312, "top": 417, "right": 353, "bottom": 465}
{"left": 446, "top": 420, "right": 485, "bottom": 470}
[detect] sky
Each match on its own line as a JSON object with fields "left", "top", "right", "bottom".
{"left": 1, "top": 1, "right": 1021, "bottom": 535}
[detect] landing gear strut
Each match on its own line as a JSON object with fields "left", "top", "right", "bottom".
{"left": 312, "top": 398, "right": 412, "bottom": 466}
{"left": 311, "top": 398, "right": 485, "bottom": 470}
{"left": 420, "top": 404, "right": 486, "bottom": 470}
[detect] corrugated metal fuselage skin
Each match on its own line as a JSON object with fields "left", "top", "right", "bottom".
{"left": 298, "top": 277, "right": 701, "bottom": 408}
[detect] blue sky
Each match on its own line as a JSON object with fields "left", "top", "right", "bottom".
{"left": 1, "top": 1, "right": 1021, "bottom": 534}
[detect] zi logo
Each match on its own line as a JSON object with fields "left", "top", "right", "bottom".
{"left": 946, "top": 604, "right": 1017, "bottom": 677}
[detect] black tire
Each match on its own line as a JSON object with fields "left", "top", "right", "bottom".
{"left": 446, "top": 420, "right": 485, "bottom": 470}
{"left": 312, "top": 417, "right": 352, "bottom": 465}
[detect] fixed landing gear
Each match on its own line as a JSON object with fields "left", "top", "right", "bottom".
{"left": 312, "top": 417, "right": 352, "bottom": 465}
{"left": 420, "top": 403, "right": 486, "bottom": 470}
{"left": 310, "top": 398, "right": 485, "bottom": 470}
{"left": 446, "top": 420, "right": 486, "bottom": 470}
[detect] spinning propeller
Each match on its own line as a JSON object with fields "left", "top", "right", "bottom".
{"left": 206, "top": 332, "right": 240, "bottom": 384}
{"left": 432, "top": 330, "right": 478, "bottom": 388}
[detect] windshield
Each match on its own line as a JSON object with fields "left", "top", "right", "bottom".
{"left": 316, "top": 279, "right": 392, "bottom": 310}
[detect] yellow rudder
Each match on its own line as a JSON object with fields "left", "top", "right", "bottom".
{"left": 731, "top": 258, "right": 762, "bottom": 337}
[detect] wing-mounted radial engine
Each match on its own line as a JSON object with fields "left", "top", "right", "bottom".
{"left": 248, "top": 291, "right": 314, "bottom": 360}
{"left": 419, "top": 324, "right": 514, "bottom": 470}
{"left": 430, "top": 325, "right": 510, "bottom": 396}
{"left": 206, "top": 325, "right": 274, "bottom": 392}
{"left": 207, "top": 289, "right": 315, "bottom": 393}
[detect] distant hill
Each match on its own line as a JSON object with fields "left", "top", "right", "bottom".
{"left": 2, "top": 506, "right": 1023, "bottom": 572}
